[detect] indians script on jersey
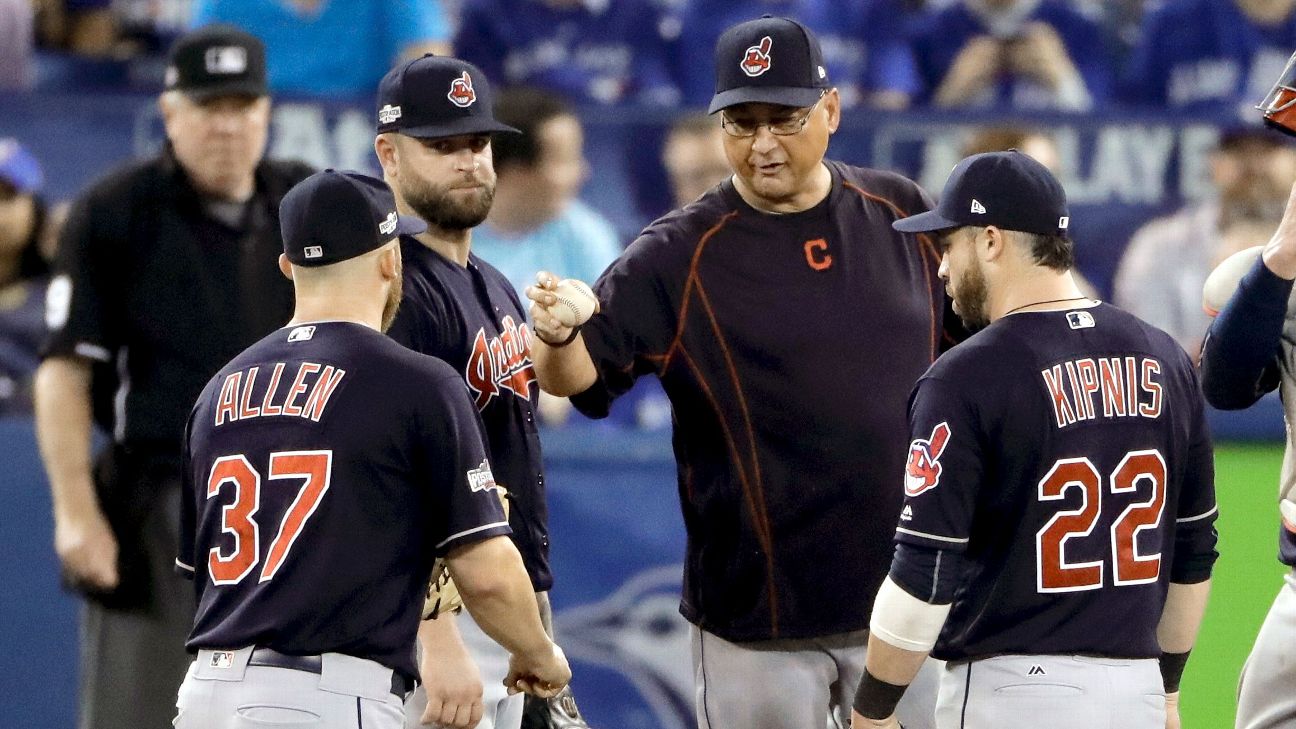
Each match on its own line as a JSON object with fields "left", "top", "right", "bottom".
{"left": 212, "top": 362, "right": 346, "bottom": 426}
{"left": 465, "top": 315, "right": 535, "bottom": 409}
{"left": 1042, "top": 356, "right": 1163, "bottom": 428}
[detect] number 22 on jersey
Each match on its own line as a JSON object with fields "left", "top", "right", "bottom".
{"left": 1036, "top": 450, "right": 1166, "bottom": 593}
{"left": 205, "top": 450, "right": 333, "bottom": 585}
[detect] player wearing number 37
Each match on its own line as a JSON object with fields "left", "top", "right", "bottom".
{"left": 850, "top": 151, "right": 1218, "bottom": 729}
{"left": 173, "top": 170, "right": 570, "bottom": 729}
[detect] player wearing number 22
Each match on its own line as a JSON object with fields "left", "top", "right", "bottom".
{"left": 174, "top": 170, "right": 569, "bottom": 728}
{"left": 850, "top": 152, "right": 1219, "bottom": 729}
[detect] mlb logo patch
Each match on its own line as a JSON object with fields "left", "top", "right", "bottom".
{"left": 209, "top": 651, "right": 234, "bottom": 669}
{"left": 466, "top": 460, "right": 497, "bottom": 492}
{"left": 304, "top": 245, "right": 323, "bottom": 259}
{"left": 1066, "top": 311, "right": 1095, "bottom": 330}
{"left": 204, "top": 47, "right": 248, "bottom": 75}
{"left": 287, "top": 326, "right": 316, "bottom": 342}
{"left": 379, "top": 212, "right": 398, "bottom": 236}
{"left": 378, "top": 104, "right": 402, "bottom": 124}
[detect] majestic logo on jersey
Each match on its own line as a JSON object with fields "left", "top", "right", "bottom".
{"left": 447, "top": 71, "right": 477, "bottom": 107}
{"left": 740, "top": 36, "right": 773, "bottom": 77}
{"left": 905, "top": 422, "right": 950, "bottom": 497}
{"left": 466, "top": 316, "right": 536, "bottom": 409}
{"left": 1028, "top": 665, "right": 1046, "bottom": 676}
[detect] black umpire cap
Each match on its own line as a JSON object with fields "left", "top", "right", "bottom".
{"left": 280, "top": 170, "right": 426, "bottom": 268}
{"left": 165, "top": 24, "right": 268, "bottom": 99}
{"left": 893, "top": 151, "right": 1071, "bottom": 237}
{"left": 709, "top": 16, "right": 830, "bottom": 114}
{"left": 376, "top": 55, "right": 520, "bottom": 138}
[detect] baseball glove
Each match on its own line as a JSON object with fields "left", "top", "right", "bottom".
{"left": 422, "top": 488, "right": 511, "bottom": 620}
{"left": 522, "top": 686, "right": 594, "bottom": 729}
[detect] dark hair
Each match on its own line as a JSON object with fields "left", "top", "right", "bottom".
{"left": 1018, "top": 231, "right": 1073, "bottom": 271}
{"left": 490, "top": 87, "right": 574, "bottom": 171}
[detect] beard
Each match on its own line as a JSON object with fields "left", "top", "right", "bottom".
{"left": 401, "top": 172, "right": 495, "bottom": 231}
{"left": 380, "top": 267, "right": 403, "bottom": 333}
{"left": 952, "top": 257, "right": 990, "bottom": 330}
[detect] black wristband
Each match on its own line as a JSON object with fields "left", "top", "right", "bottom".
{"left": 539, "top": 325, "right": 582, "bottom": 348}
{"left": 853, "top": 668, "right": 908, "bottom": 720}
{"left": 1160, "top": 650, "right": 1191, "bottom": 693}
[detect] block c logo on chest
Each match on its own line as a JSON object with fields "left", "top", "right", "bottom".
{"left": 803, "top": 239, "right": 833, "bottom": 271}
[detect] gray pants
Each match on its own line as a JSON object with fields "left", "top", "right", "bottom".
{"left": 938, "top": 655, "right": 1164, "bottom": 729}
{"left": 690, "top": 626, "right": 941, "bottom": 729}
{"left": 176, "top": 648, "right": 406, "bottom": 729}
{"left": 1237, "top": 570, "right": 1296, "bottom": 728}
{"left": 79, "top": 482, "right": 195, "bottom": 729}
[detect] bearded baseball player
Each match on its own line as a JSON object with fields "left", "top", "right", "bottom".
{"left": 1201, "top": 177, "right": 1296, "bottom": 728}
{"left": 850, "top": 151, "right": 1219, "bottom": 729}
{"left": 372, "top": 55, "right": 592, "bottom": 729}
{"left": 174, "top": 169, "right": 570, "bottom": 729}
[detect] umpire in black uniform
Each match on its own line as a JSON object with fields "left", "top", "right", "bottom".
{"left": 33, "top": 25, "right": 312, "bottom": 729}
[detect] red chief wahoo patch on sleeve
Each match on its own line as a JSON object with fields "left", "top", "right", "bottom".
{"left": 741, "top": 36, "right": 773, "bottom": 77}
{"left": 447, "top": 71, "right": 476, "bottom": 107}
{"left": 905, "top": 422, "right": 950, "bottom": 497}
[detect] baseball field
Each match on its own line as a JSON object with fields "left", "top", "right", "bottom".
{"left": 1183, "top": 442, "right": 1289, "bottom": 726}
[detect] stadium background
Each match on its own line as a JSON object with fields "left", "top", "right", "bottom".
{"left": 5, "top": 4, "right": 1296, "bottom": 725}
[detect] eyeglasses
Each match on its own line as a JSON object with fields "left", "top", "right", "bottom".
{"left": 720, "top": 91, "right": 826, "bottom": 138}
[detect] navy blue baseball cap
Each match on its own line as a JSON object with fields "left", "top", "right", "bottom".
{"left": 376, "top": 55, "right": 520, "bottom": 139}
{"left": 709, "top": 16, "right": 830, "bottom": 114}
{"left": 280, "top": 170, "right": 425, "bottom": 267}
{"left": 893, "top": 151, "right": 1071, "bottom": 237}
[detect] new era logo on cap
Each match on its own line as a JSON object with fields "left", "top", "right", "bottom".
{"left": 378, "top": 104, "right": 402, "bottom": 124}
{"left": 970, "top": 199, "right": 987, "bottom": 214}
{"left": 204, "top": 46, "right": 248, "bottom": 75}
{"left": 741, "top": 36, "right": 773, "bottom": 77}
{"left": 1059, "top": 216, "right": 1070, "bottom": 229}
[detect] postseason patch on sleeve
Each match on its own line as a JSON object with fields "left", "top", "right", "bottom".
{"left": 466, "top": 460, "right": 496, "bottom": 492}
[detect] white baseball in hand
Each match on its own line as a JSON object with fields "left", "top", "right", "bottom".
{"left": 551, "top": 279, "right": 597, "bottom": 327}
{"left": 1202, "top": 245, "right": 1263, "bottom": 317}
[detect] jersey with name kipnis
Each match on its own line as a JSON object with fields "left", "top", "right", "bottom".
{"left": 571, "top": 161, "right": 961, "bottom": 641}
{"left": 387, "top": 241, "right": 551, "bottom": 591}
{"left": 177, "top": 322, "right": 509, "bottom": 678}
{"left": 898, "top": 303, "right": 1217, "bottom": 661}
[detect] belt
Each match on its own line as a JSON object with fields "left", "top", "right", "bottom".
{"left": 247, "top": 647, "right": 414, "bottom": 698}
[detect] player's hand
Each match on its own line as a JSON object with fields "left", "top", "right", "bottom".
{"left": 1262, "top": 181, "right": 1296, "bottom": 279}
{"left": 933, "top": 36, "right": 1001, "bottom": 107}
{"left": 525, "top": 271, "right": 598, "bottom": 347}
{"left": 418, "top": 640, "right": 484, "bottom": 728}
{"left": 54, "top": 504, "right": 119, "bottom": 591}
{"left": 1165, "top": 691, "right": 1181, "bottom": 729}
{"left": 505, "top": 642, "right": 571, "bottom": 699}
{"left": 851, "top": 709, "right": 902, "bottom": 729}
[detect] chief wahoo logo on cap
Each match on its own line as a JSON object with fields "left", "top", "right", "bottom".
{"left": 447, "top": 71, "right": 477, "bottom": 108}
{"left": 741, "top": 36, "right": 773, "bottom": 77}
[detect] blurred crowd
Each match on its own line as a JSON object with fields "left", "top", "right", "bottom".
{"left": 3, "top": 0, "right": 1295, "bottom": 113}
{"left": 3, "top": 0, "right": 1296, "bottom": 428}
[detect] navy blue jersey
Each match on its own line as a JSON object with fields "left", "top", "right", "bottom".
{"left": 178, "top": 322, "right": 509, "bottom": 677}
{"left": 572, "top": 161, "right": 958, "bottom": 641}
{"left": 897, "top": 303, "right": 1218, "bottom": 661}
{"left": 387, "top": 240, "right": 550, "bottom": 591}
